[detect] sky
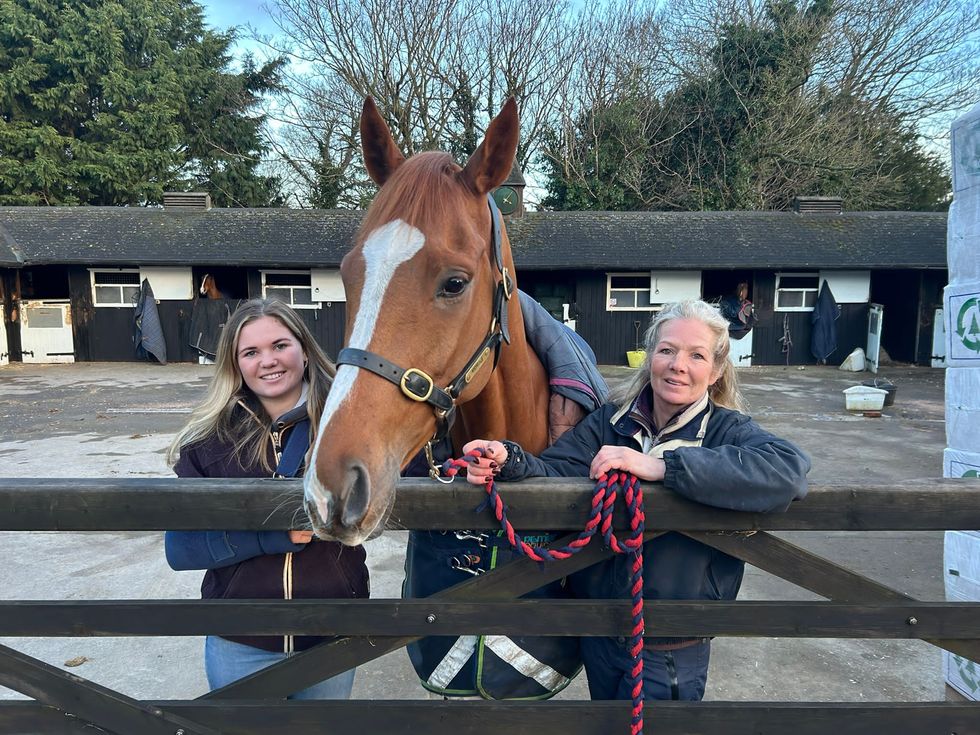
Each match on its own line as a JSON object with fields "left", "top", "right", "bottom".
{"left": 200, "top": 0, "right": 276, "bottom": 33}
{"left": 199, "top": 0, "right": 279, "bottom": 55}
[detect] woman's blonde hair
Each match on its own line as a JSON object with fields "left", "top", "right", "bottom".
{"left": 610, "top": 299, "right": 746, "bottom": 413}
{"left": 167, "top": 299, "right": 336, "bottom": 472}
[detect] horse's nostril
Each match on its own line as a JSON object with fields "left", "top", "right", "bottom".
{"left": 341, "top": 462, "right": 370, "bottom": 529}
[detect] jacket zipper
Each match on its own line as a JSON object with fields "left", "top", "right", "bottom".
{"left": 283, "top": 551, "right": 294, "bottom": 653}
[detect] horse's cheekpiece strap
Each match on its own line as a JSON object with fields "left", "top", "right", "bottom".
{"left": 487, "top": 194, "right": 504, "bottom": 273}
{"left": 337, "top": 348, "right": 454, "bottom": 413}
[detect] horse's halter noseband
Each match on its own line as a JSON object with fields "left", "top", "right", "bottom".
{"left": 335, "top": 195, "right": 513, "bottom": 479}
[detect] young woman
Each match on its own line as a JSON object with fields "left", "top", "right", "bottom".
{"left": 165, "top": 298, "right": 368, "bottom": 699}
{"left": 462, "top": 299, "right": 810, "bottom": 702}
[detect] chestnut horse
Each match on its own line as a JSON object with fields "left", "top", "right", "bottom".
{"left": 199, "top": 274, "right": 223, "bottom": 300}
{"left": 303, "top": 98, "right": 550, "bottom": 546}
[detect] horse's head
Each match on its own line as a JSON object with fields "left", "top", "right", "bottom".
{"left": 303, "top": 97, "right": 521, "bottom": 545}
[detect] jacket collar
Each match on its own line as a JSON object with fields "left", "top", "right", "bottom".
{"left": 610, "top": 385, "right": 711, "bottom": 447}
{"left": 235, "top": 394, "right": 309, "bottom": 430}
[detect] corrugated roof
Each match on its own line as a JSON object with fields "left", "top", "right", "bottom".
{"left": 0, "top": 206, "right": 947, "bottom": 270}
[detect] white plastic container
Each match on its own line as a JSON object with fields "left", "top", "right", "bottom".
{"left": 843, "top": 385, "right": 887, "bottom": 411}
{"left": 839, "top": 347, "right": 866, "bottom": 371}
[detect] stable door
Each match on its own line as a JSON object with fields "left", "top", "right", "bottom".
{"left": 20, "top": 300, "right": 75, "bottom": 363}
{"left": 866, "top": 303, "right": 884, "bottom": 374}
{"left": 728, "top": 330, "right": 754, "bottom": 368}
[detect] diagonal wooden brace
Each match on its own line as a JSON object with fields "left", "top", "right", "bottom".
{"left": 203, "top": 531, "right": 659, "bottom": 700}
{"left": 0, "top": 642, "right": 220, "bottom": 735}
{"left": 684, "top": 530, "right": 980, "bottom": 662}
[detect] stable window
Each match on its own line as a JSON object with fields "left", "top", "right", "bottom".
{"left": 90, "top": 269, "right": 141, "bottom": 307}
{"left": 775, "top": 273, "right": 819, "bottom": 311}
{"left": 607, "top": 273, "right": 656, "bottom": 311}
{"left": 262, "top": 271, "right": 315, "bottom": 309}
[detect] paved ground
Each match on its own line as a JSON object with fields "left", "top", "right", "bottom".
{"left": 0, "top": 360, "right": 950, "bottom": 705}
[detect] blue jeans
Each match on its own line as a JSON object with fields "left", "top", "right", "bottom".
{"left": 205, "top": 636, "right": 356, "bottom": 699}
{"left": 581, "top": 637, "right": 710, "bottom": 701}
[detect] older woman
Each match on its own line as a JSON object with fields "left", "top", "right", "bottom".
{"left": 463, "top": 299, "right": 810, "bottom": 702}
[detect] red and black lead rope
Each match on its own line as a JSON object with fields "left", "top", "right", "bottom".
{"left": 440, "top": 449, "right": 646, "bottom": 735}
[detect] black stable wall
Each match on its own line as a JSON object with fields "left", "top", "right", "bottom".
{"left": 70, "top": 267, "right": 348, "bottom": 363}
{"left": 540, "top": 270, "right": 873, "bottom": 367}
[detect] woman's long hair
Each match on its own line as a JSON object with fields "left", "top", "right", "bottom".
{"left": 610, "top": 299, "right": 746, "bottom": 413}
{"left": 167, "top": 299, "right": 335, "bottom": 472}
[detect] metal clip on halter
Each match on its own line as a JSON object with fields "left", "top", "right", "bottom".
{"left": 425, "top": 442, "right": 454, "bottom": 484}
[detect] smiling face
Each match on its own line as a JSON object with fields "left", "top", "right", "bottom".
{"left": 236, "top": 315, "right": 307, "bottom": 418}
{"left": 649, "top": 317, "right": 724, "bottom": 427}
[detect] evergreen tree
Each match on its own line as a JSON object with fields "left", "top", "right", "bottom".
{"left": 0, "top": 0, "right": 283, "bottom": 206}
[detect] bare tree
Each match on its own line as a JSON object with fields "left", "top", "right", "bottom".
{"left": 257, "top": 0, "right": 584, "bottom": 206}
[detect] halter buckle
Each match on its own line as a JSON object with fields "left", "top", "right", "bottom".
{"left": 400, "top": 368, "right": 435, "bottom": 402}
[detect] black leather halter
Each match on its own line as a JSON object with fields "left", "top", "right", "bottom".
{"left": 335, "top": 195, "right": 513, "bottom": 471}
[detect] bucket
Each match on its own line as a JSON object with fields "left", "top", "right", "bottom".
{"left": 843, "top": 385, "right": 887, "bottom": 411}
{"left": 626, "top": 350, "right": 646, "bottom": 369}
{"left": 862, "top": 378, "right": 896, "bottom": 406}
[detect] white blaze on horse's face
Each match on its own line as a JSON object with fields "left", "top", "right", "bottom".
{"left": 303, "top": 219, "right": 425, "bottom": 538}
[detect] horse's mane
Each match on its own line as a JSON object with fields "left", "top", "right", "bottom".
{"left": 358, "top": 152, "right": 469, "bottom": 241}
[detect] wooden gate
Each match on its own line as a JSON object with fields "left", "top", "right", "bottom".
{"left": 1, "top": 477, "right": 979, "bottom": 734}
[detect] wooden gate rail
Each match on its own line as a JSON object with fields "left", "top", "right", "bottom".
{"left": 0, "top": 477, "right": 978, "bottom": 531}
{"left": 0, "top": 477, "right": 978, "bottom": 735}
{"left": 2, "top": 701, "right": 978, "bottom": 735}
{"left": 3, "top": 600, "right": 980, "bottom": 639}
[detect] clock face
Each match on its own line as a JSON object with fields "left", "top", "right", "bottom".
{"left": 493, "top": 185, "right": 519, "bottom": 215}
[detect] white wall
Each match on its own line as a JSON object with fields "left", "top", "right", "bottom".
{"left": 648, "top": 270, "right": 701, "bottom": 304}
{"left": 819, "top": 270, "right": 870, "bottom": 303}
{"left": 311, "top": 269, "right": 346, "bottom": 302}
{"left": 943, "top": 99, "right": 980, "bottom": 700}
{"left": 139, "top": 267, "right": 193, "bottom": 300}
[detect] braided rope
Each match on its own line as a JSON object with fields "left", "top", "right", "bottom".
{"left": 441, "top": 449, "right": 646, "bottom": 735}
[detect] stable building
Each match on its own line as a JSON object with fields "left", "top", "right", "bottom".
{"left": 508, "top": 201, "right": 948, "bottom": 368}
{"left": 0, "top": 196, "right": 947, "bottom": 368}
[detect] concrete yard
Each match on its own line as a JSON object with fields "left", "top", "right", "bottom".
{"left": 0, "top": 360, "right": 950, "bottom": 705}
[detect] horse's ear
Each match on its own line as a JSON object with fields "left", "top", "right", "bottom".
{"left": 459, "top": 97, "right": 519, "bottom": 196}
{"left": 360, "top": 97, "right": 406, "bottom": 186}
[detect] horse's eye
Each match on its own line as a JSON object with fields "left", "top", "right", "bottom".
{"left": 439, "top": 277, "right": 468, "bottom": 297}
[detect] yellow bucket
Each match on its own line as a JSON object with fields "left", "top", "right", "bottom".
{"left": 626, "top": 350, "right": 646, "bottom": 369}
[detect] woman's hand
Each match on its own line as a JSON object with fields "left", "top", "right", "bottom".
{"left": 460, "top": 440, "right": 508, "bottom": 485}
{"left": 288, "top": 530, "right": 314, "bottom": 544}
{"left": 589, "top": 445, "right": 665, "bottom": 482}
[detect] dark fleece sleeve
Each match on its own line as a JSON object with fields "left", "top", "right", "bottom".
{"left": 164, "top": 444, "right": 305, "bottom": 571}
{"left": 662, "top": 416, "right": 810, "bottom": 513}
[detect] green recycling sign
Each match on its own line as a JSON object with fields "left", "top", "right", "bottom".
{"left": 949, "top": 288, "right": 980, "bottom": 361}
{"left": 956, "top": 297, "right": 980, "bottom": 352}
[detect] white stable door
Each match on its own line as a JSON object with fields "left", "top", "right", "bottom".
{"left": 728, "top": 330, "right": 754, "bottom": 367}
{"left": 0, "top": 305, "right": 8, "bottom": 366}
{"left": 20, "top": 300, "right": 75, "bottom": 363}
{"left": 932, "top": 308, "right": 947, "bottom": 368}
{"left": 866, "top": 303, "right": 883, "bottom": 374}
